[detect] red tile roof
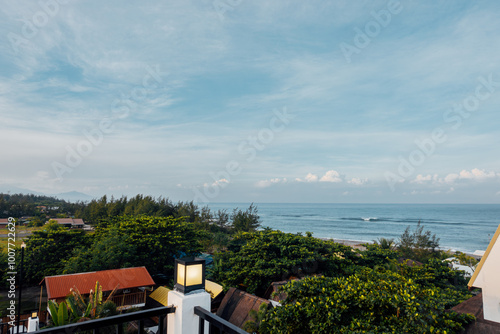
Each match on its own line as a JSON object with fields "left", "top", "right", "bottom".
{"left": 41, "top": 267, "right": 155, "bottom": 300}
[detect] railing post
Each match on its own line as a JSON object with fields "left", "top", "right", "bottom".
{"left": 167, "top": 290, "right": 211, "bottom": 334}
{"left": 198, "top": 316, "right": 205, "bottom": 334}
{"left": 138, "top": 319, "right": 144, "bottom": 333}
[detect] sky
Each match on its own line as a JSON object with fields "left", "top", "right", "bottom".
{"left": 1, "top": 0, "right": 500, "bottom": 204}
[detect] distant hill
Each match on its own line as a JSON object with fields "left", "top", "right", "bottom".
{"left": 54, "top": 191, "right": 94, "bottom": 203}
{"left": 0, "top": 185, "right": 44, "bottom": 196}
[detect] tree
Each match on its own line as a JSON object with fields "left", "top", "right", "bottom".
{"left": 398, "top": 221, "right": 440, "bottom": 263}
{"left": 212, "top": 230, "right": 356, "bottom": 295}
{"left": 64, "top": 215, "right": 206, "bottom": 277}
{"left": 64, "top": 231, "right": 139, "bottom": 274}
{"left": 260, "top": 269, "right": 474, "bottom": 334}
{"left": 231, "top": 203, "right": 261, "bottom": 232}
{"left": 23, "top": 222, "right": 90, "bottom": 285}
{"left": 214, "top": 209, "right": 229, "bottom": 230}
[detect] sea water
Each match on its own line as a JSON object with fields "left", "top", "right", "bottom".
{"left": 206, "top": 203, "right": 500, "bottom": 253}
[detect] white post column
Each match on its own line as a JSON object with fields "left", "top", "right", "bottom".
{"left": 167, "top": 290, "right": 211, "bottom": 334}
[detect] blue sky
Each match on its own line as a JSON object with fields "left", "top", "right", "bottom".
{"left": 1, "top": 0, "right": 500, "bottom": 203}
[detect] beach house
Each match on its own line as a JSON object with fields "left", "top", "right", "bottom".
{"left": 41, "top": 267, "right": 156, "bottom": 310}
{"left": 468, "top": 223, "right": 500, "bottom": 323}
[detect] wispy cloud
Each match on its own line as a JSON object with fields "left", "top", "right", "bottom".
{"left": 1, "top": 1, "right": 499, "bottom": 203}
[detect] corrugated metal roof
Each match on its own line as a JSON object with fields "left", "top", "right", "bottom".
{"left": 216, "top": 287, "right": 269, "bottom": 329}
{"left": 149, "top": 280, "right": 222, "bottom": 306}
{"left": 205, "top": 280, "right": 223, "bottom": 298}
{"left": 149, "top": 286, "right": 171, "bottom": 306}
{"left": 49, "top": 218, "right": 85, "bottom": 225}
{"left": 42, "top": 267, "right": 155, "bottom": 300}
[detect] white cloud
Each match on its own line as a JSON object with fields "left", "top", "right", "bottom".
{"left": 459, "top": 168, "right": 496, "bottom": 180}
{"left": 441, "top": 168, "right": 498, "bottom": 184}
{"left": 348, "top": 177, "right": 367, "bottom": 185}
{"left": 319, "top": 170, "right": 342, "bottom": 183}
{"left": 255, "top": 178, "right": 287, "bottom": 188}
{"left": 412, "top": 174, "right": 434, "bottom": 183}
{"left": 305, "top": 173, "right": 319, "bottom": 182}
{"left": 205, "top": 178, "right": 229, "bottom": 187}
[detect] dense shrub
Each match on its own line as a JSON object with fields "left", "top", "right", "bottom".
{"left": 261, "top": 269, "right": 474, "bottom": 334}
{"left": 212, "top": 230, "right": 356, "bottom": 295}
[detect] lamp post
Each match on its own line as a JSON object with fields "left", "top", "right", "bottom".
{"left": 168, "top": 257, "right": 210, "bottom": 334}
{"left": 17, "top": 241, "right": 26, "bottom": 334}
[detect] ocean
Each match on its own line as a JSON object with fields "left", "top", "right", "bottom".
{"left": 206, "top": 203, "right": 500, "bottom": 254}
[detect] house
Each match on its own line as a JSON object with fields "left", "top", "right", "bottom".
{"left": 0, "top": 218, "right": 11, "bottom": 228}
{"left": 468, "top": 223, "right": 500, "bottom": 323}
{"left": 40, "top": 267, "right": 156, "bottom": 310}
{"left": 47, "top": 218, "right": 86, "bottom": 229}
{"left": 36, "top": 206, "right": 47, "bottom": 212}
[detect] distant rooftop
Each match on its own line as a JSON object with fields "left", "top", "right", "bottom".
{"left": 41, "top": 267, "right": 155, "bottom": 300}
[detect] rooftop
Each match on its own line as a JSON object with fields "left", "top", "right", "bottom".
{"left": 41, "top": 267, "right": 155, "bottom": 300}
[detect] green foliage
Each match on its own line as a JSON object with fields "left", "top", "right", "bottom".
{"left": 396, "top": 258, "right": 470, "bottom": 295}
{"left": 0, "top": 193, "right": 74, "bottom": 218}
{"left": 48, "top": 281, "right": 118, "bottom": 327}
{"left": 212, "top": 230, "right": 355, "bottom": 294}
{"left": 260, "top": 269, "right": 474, "bottom": 334}
{"left": 231, "top": 203, "right": 261, "bottom": 232}
{"left": 64, "top": 231, "right": 139, "bottom": 273}
{"left": 398, "top": 222, "right": 440, "bottom": 263}
{"left": 355, "top": 243, "right": 400, "bottom": 269}
{"left": 243, "top": 303, "right": 270, "bottom": 333}
{"left": 452, "top": 251, "right": 480, "bottom": 270}
{"left": 374, "top": 237, "right": 396, "bottom": 250}
{"left": 64, "top": 215, "right": 205, "bottom": 277}
{"left": 47, "top": 300, "right": 70, "bottom": 327}
{"left": 75, "top": 195, "right": 177, "bottom": 223}
{"left": 23, "top": 223, "right": 91, "bottom": 285}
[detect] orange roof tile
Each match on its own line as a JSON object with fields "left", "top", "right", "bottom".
{"left": 42, "top": 267, "right": 155, "bottom": 300}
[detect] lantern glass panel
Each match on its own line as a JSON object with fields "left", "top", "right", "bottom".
{"left": 186, "top": 264, "right": 203, "bottom": 286}
{"left": 177, "top": 263, "right": 185, "bottom": 285}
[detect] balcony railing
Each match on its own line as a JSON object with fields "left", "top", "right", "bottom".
{"left": 30, "top": 306, "right": 175, "bottom": 334}
{"left": 110, "top": 291, "right": 147, "bottom": 309}
{"left": 194, "top": 306, "right": 247, "bottom": 334}
{"left": 0, "top": 319, "right": 28, "bottom": 334}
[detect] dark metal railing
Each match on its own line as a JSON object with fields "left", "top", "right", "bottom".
{"left": 194, "top": 306, "right": 247, "bottom": 334}
{"left": 0, "top": 319, "right": 28, "bottom": 334}
{"left": 32, "top": 306, "right": 175, "bottom": 334}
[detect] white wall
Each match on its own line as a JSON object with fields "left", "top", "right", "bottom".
{"left": 477, "top": 238, "right": 500, "bottom": 323}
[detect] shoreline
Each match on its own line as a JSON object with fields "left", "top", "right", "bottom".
{"left": 319, "top": 237, "right": 484, "bottom": 259}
